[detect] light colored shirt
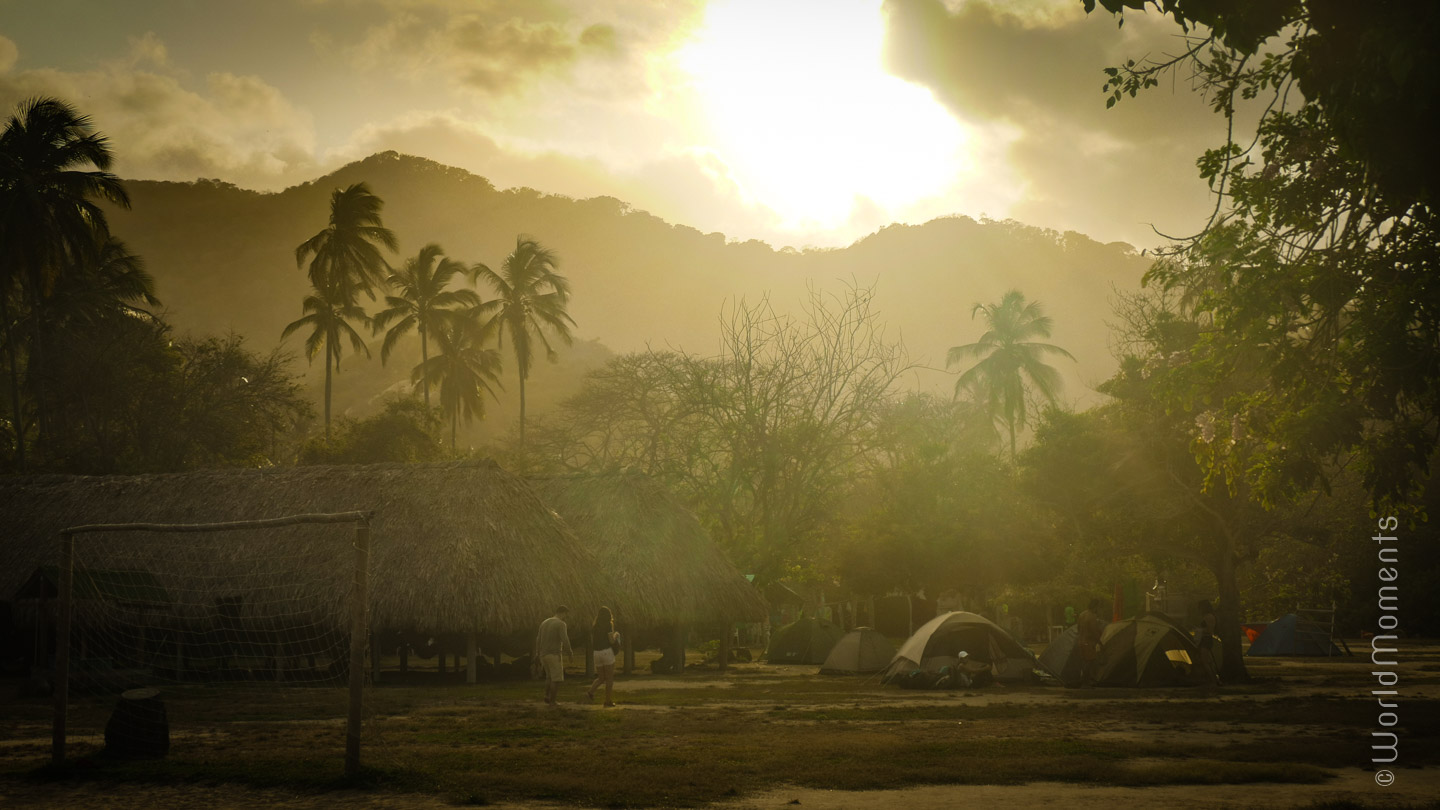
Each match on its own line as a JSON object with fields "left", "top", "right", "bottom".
{"left": 535, "top": 616, "right": 572, "bottom": 657}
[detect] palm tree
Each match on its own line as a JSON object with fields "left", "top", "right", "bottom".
{"left": 470, "top": 236, "right": 574, "bottom": 452}
{"left": 0, "top": 96, "right": 130, "bottom": 468}
{"left": 371, "top": 243, "right": 480, "bottom": 411}
{"left": 281, "top": 294, "right": 371, "bottom": 441}
{"left": 946, "top": 290, "right": 1074, "bottom": 460}
{"left": 289, "top": 182, "right": 394, "bottom": 442}
{"left": 39, "top": 235, "right": 158, "bottom": 327}
{"left": 414, "top": 321, "right": 503, "bottom": 452}
{"left": 293, "top": 182, "right": 396, "bottom": 304}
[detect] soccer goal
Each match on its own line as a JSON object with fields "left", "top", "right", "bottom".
{"left": 48, "top": 512, "right": 371, "bottom": 776}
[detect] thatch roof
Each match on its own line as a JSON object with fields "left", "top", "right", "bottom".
{"left": 0, "top": 461, "right": 601, "bottom": 635}
{"left": 529, "top": 473, "right": 767, "bottom": 628}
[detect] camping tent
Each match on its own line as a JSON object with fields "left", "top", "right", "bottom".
{"left": 1037, "top": 625, "right": 1085, "bottom": 686}
{"left": 882, "top": 611, "right": 1038, "bottom": 684}
{"left": 820, "top": 627, "right": 895, "bottom": 675}
{"left": 1246, "top": 613, "right": 1345, "bottom": 657}
{"left": 766, "top": 617, "right": 843, "bottom": 665}
{"left": 1089, "top": 612, "right": 1209, "bottom": 687}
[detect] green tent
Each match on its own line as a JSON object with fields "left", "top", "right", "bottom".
{"left": 1090, "top": 612, "right": 1210, "bottom": 687}
{"left": 766, "top": 617, "right": 844, "bottom": 665}
{"left": 820, "top": 627, "right": 895, "bottom": 675}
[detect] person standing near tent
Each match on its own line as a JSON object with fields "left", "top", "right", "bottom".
{"left": 1196, "top": 600, "right": 1220, "bottom": 685}
{"left": 534, "top": 605, "right": 572, "bottom": 705}
{"left": 1077, "top": 598, "right": 1104, "bottom": 686}
{"left": 586, "top": 606, "right": 621, "bottom": 707}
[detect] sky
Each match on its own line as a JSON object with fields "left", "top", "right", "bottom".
{"left": 0, "top": 0, "right": 1224, "bottom": 250}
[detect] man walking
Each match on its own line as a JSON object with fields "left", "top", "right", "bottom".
{"left": 534, "top": 605, "right": 572, "bottom": 705}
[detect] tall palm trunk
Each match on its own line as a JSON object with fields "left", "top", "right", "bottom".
{"left": 517, "top": 361, "right": 527, "bottom": 455}
{"left": 420, "top": 328, "right": 431, "bottom": 411}
{"left": 28, "top": 292, "right": 48, "bottom": 462}
{"left": 0, "top": 293, "right": 25, "bottom": 470}
{"left": 324, "top": 337, "right": 333, "bottom": 443}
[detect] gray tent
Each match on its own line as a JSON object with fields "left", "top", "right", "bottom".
{"left": 820, "top": 627, "right": 895, "bottom": 675}
{"left": 883, "top": 611, "right": 1038, "bottom": 684}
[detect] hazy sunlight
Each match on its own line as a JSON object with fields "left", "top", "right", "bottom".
{"left": 676, "top": 0, "right": 969, "bottom": 230}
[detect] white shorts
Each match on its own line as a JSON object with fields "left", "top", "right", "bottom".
{"left": 541, "top": 654, "right": 564, "bottom": 682}
{"left": 593, "top": 648, "right": 616, "bottom": 667}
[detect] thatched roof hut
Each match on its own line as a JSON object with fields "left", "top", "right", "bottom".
{"left": 529, "top": 473, "right": 767, "bottom": 629}
{"left": 0, "top": 460, "right": 601, "bottom": 635}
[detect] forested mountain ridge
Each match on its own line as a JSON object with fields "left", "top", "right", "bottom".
{"left": 106, "top": 151, "right": 1150, "bottom": 441}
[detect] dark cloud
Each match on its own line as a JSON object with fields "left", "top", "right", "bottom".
{"left": 881, "top": 0, "right": 1227, "bottom": 246}
{"left": 0, "top": 35, "right": 317, "bottom": 189}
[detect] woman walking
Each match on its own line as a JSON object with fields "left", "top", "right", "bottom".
{"left": 586, "top": 606, "right": 621, "bottom": 707}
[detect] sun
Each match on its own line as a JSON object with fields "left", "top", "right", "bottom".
{"left": 675, "top": 0, "right": 969, "bottom": 232}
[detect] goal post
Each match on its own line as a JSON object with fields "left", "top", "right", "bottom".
{"left": 51, "top": 511, "right": 371, "bottom": 777}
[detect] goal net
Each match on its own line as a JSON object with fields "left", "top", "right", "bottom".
{"left": 45, "top": 514, "right": 369, "bottom": 775}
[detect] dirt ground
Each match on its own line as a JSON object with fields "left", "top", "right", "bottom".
{"left": 2, "top": 642, "right": 1436, "bottom": 809}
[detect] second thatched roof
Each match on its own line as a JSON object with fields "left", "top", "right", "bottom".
{"left": 0, "top": 460, "right": 601, "bottom": 635}
{"left": 529, "top": 473, "right": 767, "bottom": 628}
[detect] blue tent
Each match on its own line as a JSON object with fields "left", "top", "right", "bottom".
{"left": 1246, "top": 613, "right": 1344, "bottom": 656}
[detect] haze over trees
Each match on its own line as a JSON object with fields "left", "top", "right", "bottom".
{"left": 471, "top": 236, "right": 575, "bottom": 455}
{"left": 286, "top": 182, "right": 396, "bottom": 441}
{"left": 948, "top": 290, "right": 1075, "bottom": 460}
{"left": 4, "top": 61, "right": 1433, "bottom": 657}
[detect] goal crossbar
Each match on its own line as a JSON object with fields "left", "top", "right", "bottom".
{"left": 52, "top": 512, "right": 371, "bottom": 777}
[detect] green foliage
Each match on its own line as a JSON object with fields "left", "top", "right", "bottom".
{"left": 371, "top": 243, "right": 482, "bottom": 412}
{"left": 1088, "top": 0, "right": 1440, "bottom": 514}
{"left": 470, "top": 236, "right": 575, "bottom": 452}
{"left": 0, "top": 97, "right": 132, "bottom": 469}
{"left": 833, "top": 393, "right": 1045, "bottom": 599}
{"left": 299, "top": 396, "right": 444, "bottom": 465}
{"left": 413, "top": 320, "right": 504, "bottom": 452}
{"left": 286, "top": 182, "right": 395, "bottom": 441}
{"left": 37, "top": 318, "right": 311, "bottom": 473}
{"left": 947, "top": 290, "right": 1074, "bottom": 460}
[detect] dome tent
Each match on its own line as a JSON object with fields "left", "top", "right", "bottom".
{"left": 820, "top": 627, "right": 896, "bottom": 675}
{"left": 1090, "top": 612, "right": 1210, "bottom": 687}
{"left": 882, "top": 611, "right": 1038, "bottom": 685}
{"left": 1246, "top": 613, "right": 1346, "bottom": 657}
{"left": 1037, "top": 625, "right": 1086, "bottom": 686}
{"left": 766, "top": 617, "right": 844, "bottom": 665}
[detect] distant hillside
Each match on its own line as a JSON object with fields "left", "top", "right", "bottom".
{"left": 107, "top": 152, "right": 1150, "bottom": 445}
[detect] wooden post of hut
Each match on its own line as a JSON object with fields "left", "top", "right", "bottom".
{"left": 370, "top": 631, "right": 381, "bottom": 684}
{"left": 466, "top": 633, "right": 478, "bottom": 685}
{"left": 718, "top": 621, "right": 731, "bottom": 672}
{"left": 585, "top": 627, "right": 594, "bottom": 678}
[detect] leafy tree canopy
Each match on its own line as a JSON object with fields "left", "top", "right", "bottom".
{"left": 1088, "top": 0, "right": 1440, "bottom": 512}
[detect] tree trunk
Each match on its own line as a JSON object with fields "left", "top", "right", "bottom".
{"left": 1214, "top": 550, "right": 1249, "bottom": 684}
{"left": 420, "top": 328, "right": 430, "bottom": 412}
{"left": 0, "top": 294, "right": 24, "bottom": 470}
{"left": 518, "top": 365, "right": 527, "bottom": 455}
{"left": 324, "top": 340, "right": 334, "bottom": 443}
